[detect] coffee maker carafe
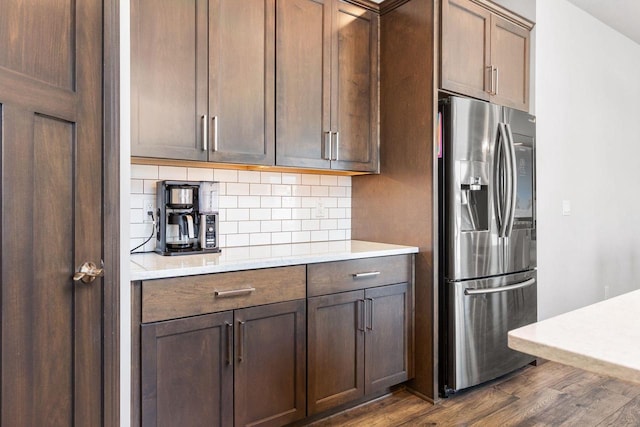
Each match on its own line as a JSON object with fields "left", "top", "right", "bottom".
{"left": 155, "top": 180, "right": 221, "bottom": 255}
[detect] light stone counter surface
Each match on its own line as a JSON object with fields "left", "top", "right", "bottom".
{"left": 508, "top": 289, "right": 640, "bottom": 385}
{"left": 130, "top": 240, "right": 419, "bottom": 281}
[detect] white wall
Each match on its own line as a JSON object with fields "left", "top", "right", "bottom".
{"left": 536, "top": 0, "right": 640, "bottom": 319}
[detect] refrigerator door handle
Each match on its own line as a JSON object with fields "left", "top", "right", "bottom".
{"left": 504, "top": 123, "right": 518, "bottom": 237}
{"left": 464, "top": 278, "right": 536, "bottom": 295}
{"left": 495, "top": 123, "right": 511, "bottom": 237}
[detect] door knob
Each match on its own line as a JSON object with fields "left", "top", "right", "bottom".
{"left": 73, "top": 261, "right": 104, "bottom": 284}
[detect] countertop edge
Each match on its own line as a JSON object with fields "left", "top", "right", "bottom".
{"left": 130, "top": 241, "right": 419, "bottom": 281}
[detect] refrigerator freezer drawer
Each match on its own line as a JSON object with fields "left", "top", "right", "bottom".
{"left": 445, "top": 270, "right": 537, "bottom": 393}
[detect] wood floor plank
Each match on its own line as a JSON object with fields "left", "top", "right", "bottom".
{"left": 309, "top": 362, "right": 640, "bottom": 426}
{"left": 597, "top": 395, "right": 640, "bottom": 426}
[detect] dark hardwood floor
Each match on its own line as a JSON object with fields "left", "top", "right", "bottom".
{"left": 309, "top": 361, "right": 640, "bottom": 426}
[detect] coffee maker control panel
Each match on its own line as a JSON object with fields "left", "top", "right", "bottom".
{"left": 200, "top": 214, "right": 218, "bottom": 250}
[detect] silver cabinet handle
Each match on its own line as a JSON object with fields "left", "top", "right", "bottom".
{"left": 465, "top": 278, "right": 536, "bottom": 295}
{"left": 225, "top": 322, "right": 232, "bottom": 365}
{"left": 324, "top": 131, "right": 332, "bottom": 160}
{"left": 366, "top": 298, "right": 374, "bottom": 331}
{"left": 333, "top": 131, "right": 340, "bottom": 161}
{"left": 357, "top": 299, "right": 365, "bottom": 332}
{"left": 494, "top": 67, "right": 499, "bottom": 95}
{"left": 352, "top": 271, "right": 381, "bottom": 279}
{"left": 212, "top": 115, "right": 219, "bottom": 152}
{"left": 202, "top": 114, "right": 208, "bottom": 151}
{"left": 214, "top": 287, "right": 256, "bottom": 298}
{"left": 486, "top": 66, "right": 493, "bottom": 94}
{"left": 238, "top": 320, "right": 246, "bottom": 362}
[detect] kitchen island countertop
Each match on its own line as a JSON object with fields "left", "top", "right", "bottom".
{"left": 508, "top": 289, "right": 640, "bottom": 385}
{"left": 130, "top": 240, "right": 419, "bottom": 281}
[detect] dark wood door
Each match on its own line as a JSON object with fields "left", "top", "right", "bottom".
{"left": 308, "top": 290, "right": 365, "bottom": 415}
{"left": 440, "top": 0, "right": 491, "bottom": 101}
{"left": 365, "top": 283, "right": 413, "bottom": 394}
{"left": 234, "top": 300, "right": 306, "bottom": 427}
{"left": 490, "top": 14, "right": 530, "bottom": 111}
{"left": 276, "top": 0, "right": 332, "bottom": 169}
{"left": 0, "top": 0, "right": 104, "bottom": 425}
{"left": 131, "top": 0, "right": 208, "bottom": 160}
{"left": 141, "top": 311, "right": 234, "bottom": 427}
{"left": 209, "top": 0, "right": 275, "bottom": 165}
{"left": 331, "top": 0, "right": 379, "bottom": 172}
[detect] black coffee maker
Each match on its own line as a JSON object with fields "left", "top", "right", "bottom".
{"left": 155, "top": 180, "right": 221, "bottom": 255}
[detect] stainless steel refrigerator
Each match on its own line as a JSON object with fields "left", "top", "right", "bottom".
{"left": 438, "top": 95, "right": 537, "bottom": 396}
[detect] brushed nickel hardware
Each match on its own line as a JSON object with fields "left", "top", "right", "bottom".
{"left": 366, "top": 298, "right": 374, "bottom": 331}
{"left": 494, "top": 67, "right": 499, "bottom": 95}
{"left": 464, "top": 278, "right": 536, "bottom": 296}
{"left": 486, "top": 66, "right": 493, "bottom": 94}
{"left": 73, "top": 261, "right": 104, "bottom": 284}
{"left": 214, "top": 287, "right": 256, "bottom": 298}
{"left": 357, "top": 299, "right": 365, "bottom": 332}
{"left": 238, "top": 320, "right": 246, "bottom": 362}
{"left": 212, "top": 115, "right": 219, "bottom": 152}
{"left": 324, "top": 131, "right": 332, "bottom": 160}
{"left": 333, "top": 131, "right": 340, "bottom": 161}
{"left": 353, "top": 271, "right": 381, "bottom": 279}
{"left": 202, "top": 114, "right": 208, "bottom": 151}
{"left": 226, "top": 322, "right": 233, "bottom": 365}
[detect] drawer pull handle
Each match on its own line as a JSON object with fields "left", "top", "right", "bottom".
{"left": 352, "top": 271, "right": 381, "bottom": 279}
{"left": 214, "top": 287, "right": 256, "bottom": 298}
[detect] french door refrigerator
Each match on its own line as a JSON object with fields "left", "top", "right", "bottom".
{"left": 438, "top": 95, "right": 537, "bottom": 396}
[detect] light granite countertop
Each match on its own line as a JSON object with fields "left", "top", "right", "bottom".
{"left": 130, "top": 240, "right": 419, "bottom": 281}
{"left": 508, "top": 289, "right": 640, "bottom": 385}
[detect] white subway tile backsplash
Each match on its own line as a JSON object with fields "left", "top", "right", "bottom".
{"left": 320, "top": 175, "right": 338, "bottom": 187}
{"left": 311, "top": 186, "right": 329, "bottom": 197}
{"left": 158, "top": 166, "right": 187, "bottom": 180}
{"left": 238, "top": 221, "right": 261, "bottom": 234}
{"left": 301, "top": 174, "right": 320, "bottom": 186}
{"left": 238, "top": 170, "right": 261, "bottom": 183}
{"left": 260, "top": 220, "right": 282, "bottom": 233}
{"left": 271, "top": 232, "right": 292, "bottom": 244}
{"left": 238, "top": 196, "right": 261, "bottom": 208}
{"left": 131, "top": 179, "right": 144, "bottom": 193}
{"left": 130, "top": 164, "right": 352, "bottom": 252}
{"left": 261, "top": 171, "right": 281, "bottom": 184}
{"left": 260, "top": 196, "right": 281, "bottom": 208}
{"left": 227, "top": 209, "right": 250, "bottom": 221}
{"left": 131, "top": 164, "right": 159, "bottom": 179}
{"left": 250, "top": 208, "right": 271, "bottom": 221}
{"left": 272, "top": 209, "right": 292, "bottom": 220}
{"left": 187, "top": 167, "right": 215, "bottom": 181}
{"left": 281, "top": 173, "right": 301, "bottom": 185}
{"left": 291, "top": 231, "right": 311, "bottom": 243}
{"left": 250, "top": 233, "right": 271, "bottom": 246}
{"left": 250, "top": 183, "right": 271, "bottom": 196}
{"left": 272, "top": 185, "right": 292, "bottom": 197}
{"left": 214, "top": 169, "right": 238, "bottom": 182}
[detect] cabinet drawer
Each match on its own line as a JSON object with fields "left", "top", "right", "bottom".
{"left": 308, "top": 255, "right": 412, "bottom": 297}
{"left": 142, "top": 265, "right": 306, "bottom": 323}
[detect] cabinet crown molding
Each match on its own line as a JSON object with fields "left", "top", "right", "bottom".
{"left": 469, "top": 0, "right": 535, "bottom": 30}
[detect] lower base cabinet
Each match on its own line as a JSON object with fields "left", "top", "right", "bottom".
{"left": 141, "top": 299, "right": 306, "bottom": 427}
{"left": 307, "top": 282, "right": 413, "bottom": 415}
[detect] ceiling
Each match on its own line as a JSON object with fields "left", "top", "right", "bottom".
{"left": 559, "top": 0, "right": 640, "bottom": 45}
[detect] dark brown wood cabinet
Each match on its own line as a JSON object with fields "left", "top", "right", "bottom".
{"left": 141, "top": 300, "right": 306, "bottom": 427}
{"left": 276, "top": 0, "right": 379, "bottom": 172}
{"left": 131, "top": 0, "right": 274, "bottom": 164}
{"left": 307, "top": 256, "right": 414, "bottom": 415}
{"left": 141, "top": 312, "right": 234, "bottom": 427}
{"left": 441, "top": 0, "right": 532, "bottom": 111}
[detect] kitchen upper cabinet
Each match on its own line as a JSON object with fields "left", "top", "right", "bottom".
{"left": 276, "top": 0, "right": 379, "bottom": 172}
{"left": 131, "top": 0, "right": 274, "bottom": 164}
{"left": 441, "top": 0, "right": 532, "bottom": 111}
